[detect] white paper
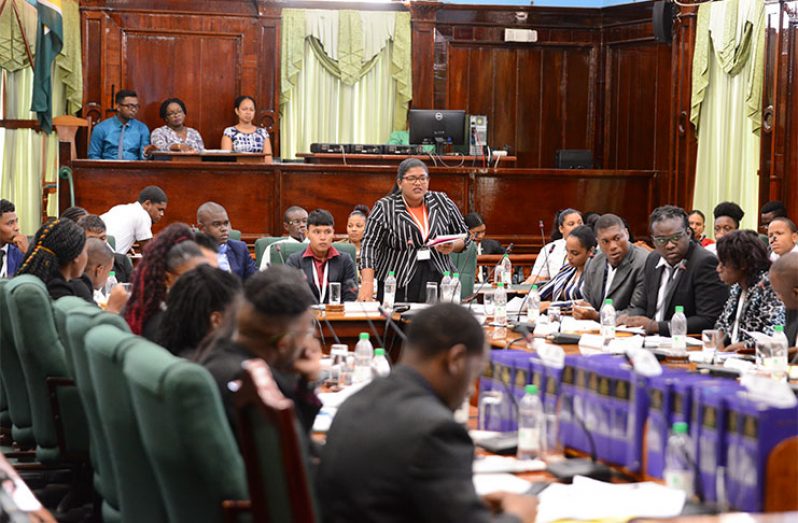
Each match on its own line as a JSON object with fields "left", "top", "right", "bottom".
{"left": 559, "top": 317, "right": 601, "bottom": 333}
{"left": 644, "top": 335, "right": 702, "bottom": 348}
{"left": 723, "top": 358, "right": 755, "bottom": 373}
{"left": 468, "top": 430, "right": 503, "bottom": 444}
{"left": 426, "top": 233, "right": 467, "bottom": 247}
{"left": 318, "top": 381, "right": 368, "bottom": 409}
{"left": 740, "top": 374, "right": 798, "bottom": 408}
{"left": 506, "top": 296, "right": 526, "bottom": 313}
{"left": 617, "top": 325, "right": 647, "bottom": 335}
{"left": 473, "top": 473, "right": 532, "bottom": 496}
{"left": 579, "top": 334, "right": 644, "bottom": 354}
{"left": 343, "top": 301, "right": 380, "bottom": 314}
{"left": 627, "top": 347, "right": 663, "bottom": 377}
{"left": 312, "top": 408, "right": 336, "bottom": 433}
{"left": 473, "top": 456, "right": 546, "bottom": 474}
{"left": 533, "top": 322, "right": 559, "bottom": 337}
{"left": 535, "top": 476, "right": 686, "bottom": 523}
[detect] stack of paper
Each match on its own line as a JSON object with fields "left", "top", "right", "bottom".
{"left": 473, "top": 473, "right": 533, "bottom": 496}
{"left": 559, "top": 317, "right": 601, "bottom": 333}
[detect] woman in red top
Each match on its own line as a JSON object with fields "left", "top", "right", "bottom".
{"left": 688, "top": 209, "right": 714, "bottom": 248}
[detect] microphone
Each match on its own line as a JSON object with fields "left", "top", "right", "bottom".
{"left": 275, "top": 244, "right": 285, "bottom": 265}
{"left": 377, "top": 306, "right": 408, "bottom": 343}
{"left": 322, "top": 316, "right": 341, "bottom": 345}
{"left": 353, "top": 299, "right": 386, "bottom": 349}
{"left": 464, "top": 242, "right": 514, "bottom": 308}
{"left": 513, "top": 221, "right": 551, "bottom": 324}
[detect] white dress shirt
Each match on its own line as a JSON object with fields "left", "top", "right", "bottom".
{"left": 259, "top": 237, "right": 309, "bottom": 270}
{"left": 531, "top": 238, "right": 567, "bottom": 281}
{"left": 0, "top": 244, "right": 8, "bottom": 279}
{"left": 654, "top": 257, "right": 678, "bottom": 321}
{"left": 770, "top": 244, "right": 798, "bottom": 262}
{"left": 603, "top": 263, "right": 618, "bottom": 300}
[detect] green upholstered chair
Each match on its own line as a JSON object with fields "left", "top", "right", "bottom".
{"left": 4, "top": 275, "right": 89, "bottom": 463}
{"left": 449, "top": 242, "right": 478, "bottom": 298}
{"left": 270, "top": 241, "right": 356, "bottom": 267}
{"left": 0, "top": 375, "right": 11, "bottom": 441}
{"left": 122, "top": 334, "right": 248, "bottom": 522}
{"left": 229, "top": 229, "right": 242, "bottom": 242}
{"left": 233, "top": 359, "right": 318, "bottom": 523}
{"left": 52, "top": 297, "right": 93, "bottom": 378}
{"left": 60, "top": 302, "right": 131, "bottom": 523}
{"left": 254, "top": 237, "right": 285, "bottom": 268}
{"left": 85, "top": 324, "right": 168, "bottom": 523}
{"left": 107, "top": 235, "right": 116, "bottom": 251}
{"left": 0, "top": 280, "right": 35, "bottom": 449}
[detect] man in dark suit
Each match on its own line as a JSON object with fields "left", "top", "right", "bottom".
{"left": 0, "top": 199, "right": 27, "bottom": 279}
{"left": 197, "top": 201, "right": 257, "bottom": 280}
{"left": 619, "top": 205, "right": 728, "bottom": 335}
{"left": 286, "top": 209, "right": 357, "bottom": 303}
{"left": 770, "top": 252, "right": 798, "bottom": 348}
{"left": 318, "top": 304, "right": 537, "bottom": 523}
{"left": 576, "top": 213, "right": 648, "bottom": 319}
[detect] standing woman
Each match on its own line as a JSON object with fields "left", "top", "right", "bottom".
{"left": 151, "top": 98, "right": 205, "bottom": 152}
{"left": 221, "top": 95, "right": 272, "bottom": 163}
{"left": 526, "top": 208, "right": 583, "bottom": 283}
{"left": 357, "top": 159, "right": 470, "bottom": 303}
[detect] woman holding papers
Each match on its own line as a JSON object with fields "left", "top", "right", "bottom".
{"left": 714, "top": 230, "right": 785, "bottom": 352}
{"left": 357, "top": 158, "right": 470, "bottom": 303}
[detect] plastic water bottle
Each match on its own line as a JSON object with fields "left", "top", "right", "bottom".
{"left": 764, "top": 325, "right": 789, "bottom": 381}
{"left": 382, "top": 271, "right": 397, "bottom": 309}
{"left": 526, "top": 284, "right": 540, "bottom": 324}
{"left": 664, "top": 421, "right": 694, "bottom": 497}
{"left": 440, "top": 271, "right": 453, "bottom": 303}
{"left": 451, "top": 273, "right": 462, "bottom": 304}
{"left": 670, "top": 305, "right": 687, "bottom": 355}
{"left": 354, "top": 333, "right": 374, "bottom": 383}
{"left": 499, "top": 254, "right": 513, "bottom": 286}
{"left": 517, "top": 384, "right": 545, "bottom": 460}
{"left": 104, "top": 271, "right": 118, "bottom": 297}
{"left": 494, "top": 283, "right": 507, "bottom": 326}
{"left": 372, "top": 348, "right": 391, "bottom": 378}
{"left": 600, "top": 298, "right": 616, "bottom": 341}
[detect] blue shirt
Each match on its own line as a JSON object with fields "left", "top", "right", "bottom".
{"left": 88, "top": 116, "right": 151, "bottom": 160}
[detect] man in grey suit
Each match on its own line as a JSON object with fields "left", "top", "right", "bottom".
{"left": 574, "top": 214, "right": 648, "bottom": 320}
{"left": 318, "top": 304, "right": 537, "bottom": 523}
{"left": 770, "top": 252, "right": 798, "bottom": 348}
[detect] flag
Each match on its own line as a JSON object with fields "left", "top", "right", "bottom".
{"left": 29, "top": 0, "right": 63, "bottom": 133}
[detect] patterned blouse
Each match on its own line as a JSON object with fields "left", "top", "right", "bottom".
{"left": 150, "top": 126, "right": 205, "bottom": 152}
{"left": 223, "top": 126, "right": 270, "bottom": 153}
{"left": 714, "top": 271, "right": 786, "bottom": 349}
{"left": 539, "top": 264, "right": 584, "bottom": 302}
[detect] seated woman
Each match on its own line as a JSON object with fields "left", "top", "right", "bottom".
{"left": 123, "top": 223, "right": 210, "bottom": 339}
{"left": 767, "top": 217, "right": 798, "bottom": 261}
{"left": 526, "top": 208, "right": 583, "bottom": 283}
{"left": 220, "top": 95, "right": 272, "bottom": 162}
{"left": 339, "top": 205, "right": 369, "bottom": 281}
{"left": 156, "top": 264, "right": 241, "bottom": 360}
{"left": 150, "top": 98, "right": 205, "bottom": 153}
{"left": 706, "top": 201, "right": 744, "bottom": 254}
{"left": 688, "top": 209, "right": 714, "bottom": 248}
{"left": 17, "top": 218, "right": 91, "bottom": 301}
{"left": 538, "top": 225, "right": 595, "bottom": 304}
{"left": 715, "top": 230, "right": 785, "bottom": 352}
{"left": 463, "top": 212, "right": 505, "bottom": 255}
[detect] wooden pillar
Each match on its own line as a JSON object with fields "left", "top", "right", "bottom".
{"left": 408, "top": 1, "right": 441, "bottom": 109}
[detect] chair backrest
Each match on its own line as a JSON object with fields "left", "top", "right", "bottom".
{"left": 52, "top": 296, "right": 93, "bottom": 377}
{"left": 234, "top": 359, "right": 318, "bottom": 523}
{"left": 107, "top": 235, "right": 116, "bottom": 251}
{"left": 85, "top": 324, "right": 168, "bottom": 523}
{"left": 450, "top": 242, "right": 478, "bottom": 298}
{"left": 0, "top": 280, "right": 34, "bottom": 448}
{"left": 254, "top": 237, "right": 285, "bottom": 267}
{"left": 123, "top": 336, "right": 248, "bottom": 522}
{"left": 5, "top": 276, "right": 89, "bottom": 463}
{"left": 271, "top": 242, "right": 356, "bottom": 267}
{"left": 229, "top": 229, "right": 241, "bottom": 241}
{"left": 61, "top": 303, "right": 131, "bottom": 520}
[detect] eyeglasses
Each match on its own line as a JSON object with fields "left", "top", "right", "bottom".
{"left": 287, "top": 219, "right": 308, "bottom": 226}
{"left": 119, "top": 103, "right": 140, "bottom": 110}
{"left": 403, "top": 175, "right": 429, "bottom": 184}
{"left": 651, "top": 230, "right": 687, "bottom": 247}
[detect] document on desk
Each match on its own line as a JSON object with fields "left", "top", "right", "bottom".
{"left": 535, "top": 476, "right": 686, "bottom": 522}
{"left": 473, "top": 473, "right": 532, "bottom": 496}
{"left": 473, "top": 455, "right": 546, "bottom": 474}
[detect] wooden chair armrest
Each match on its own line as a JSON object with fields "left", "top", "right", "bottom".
{"left": 222, "top": 499, "right": 251, "bottom": 523}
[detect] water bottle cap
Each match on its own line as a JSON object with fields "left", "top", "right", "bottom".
{"left": 672, "top": 421, "right": 688, "bottom": 434}
{"left": 674, "top": 305, "right": 684, "bottom": 313}
{"left": 388, "top": 271, "right": 395, "bottom": 276}
{"left": 774, "top": 325, "right": 784, "bottom": 333}
{"left": 604, "top": 298, "right": 613, "bottom": 305}
{"left": 525, "top": 384, "right": 538, "bottom": 395}
{"left": 497, "top": 282, "right": 505, "bottom": 288}
{"left": 359, "top": 332, "right": 370, "bottom": 340}
{"left": 531, "top": 284, "right": 538, "bottom": 290}
{"left": 374, "top": 348, "right": 385, "bottom": 356}
{"left": 443, "top": 271, "right": 451, "bottom": 276}
{"left": 109, "top": 271, "right": 116, "bottom": 277}
{"left": 453, "top": 273, "right": 460, "bottom": 278}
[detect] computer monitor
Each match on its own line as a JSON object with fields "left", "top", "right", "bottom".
{"left": 408, "top": 110, "right": 467, "bottom": 152}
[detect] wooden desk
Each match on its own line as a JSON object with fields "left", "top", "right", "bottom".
{"left": 314, "top": 310, "right": 403, "bottom": 360}
{"left": 297, "top": 152, "right": 517, "bottom": 167}
{"left": 150, "top": 151, "right": 268, "bottom": 164}
{"left": 65, "top": 161, "right": 659, "bottom": 243}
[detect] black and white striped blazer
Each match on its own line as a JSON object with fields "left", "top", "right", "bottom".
{"left": 360, "top": 191, "right": 470, "bottom": 288}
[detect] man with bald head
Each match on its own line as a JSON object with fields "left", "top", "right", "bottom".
{"left": 770, "top": 252, "right": 798, "bottom": 349}
{"left": 197, "top": 201, "right": 257, "bottom": 280}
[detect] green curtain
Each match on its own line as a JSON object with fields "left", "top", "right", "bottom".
{"left": 279, "top": 8, "right": 412, "bottom": 160}
{"left": 690, "top": 0, "right": 764, "bottom": 233}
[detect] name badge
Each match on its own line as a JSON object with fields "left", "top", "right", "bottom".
{"left": 417, "top": 247, "right": 431, "bottom": 261}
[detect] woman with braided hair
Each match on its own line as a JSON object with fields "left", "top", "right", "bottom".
{"left": 17, "top": 218, "right": 92, "bottom": 302}
{"left": 123, "top": 223, "right": 210, "bottom": 338}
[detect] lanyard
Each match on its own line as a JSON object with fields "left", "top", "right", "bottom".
{"left": 403, "top": 197, "right": 430, "bottom": 241}
{"left": 311, "top": 259, "right": 330, "bottom": 303}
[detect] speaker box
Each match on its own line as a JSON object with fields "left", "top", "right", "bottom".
{"left": 555, "top": 149, "right": 593, "bottom": 169}
{"left": 653, "top": 1, "right": 673, "bottom": 43}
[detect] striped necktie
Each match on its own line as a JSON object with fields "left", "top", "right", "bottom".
{"left": 117, "top": 123, "right": 127, "bottom": 159}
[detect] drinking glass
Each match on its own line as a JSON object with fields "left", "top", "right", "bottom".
{"left": 548, "top": 306, "right": 561, "bottom": 324}
{"left": 426, "top": 282, "right": 439, "bottom": 304}
{"left": 478, "top": 390, "right": 506, "bottom": 432}
{"left": 329, "top": 282, "right": 342, "bottom": 305}
{"left": 756, "top": 339, "right": 788, "bottom": 381}
{"left": 701, "top": 329, "right": 721, "bottom": 364}
{"left": 483, "top": 290, "right": 495, "bottom": 316}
